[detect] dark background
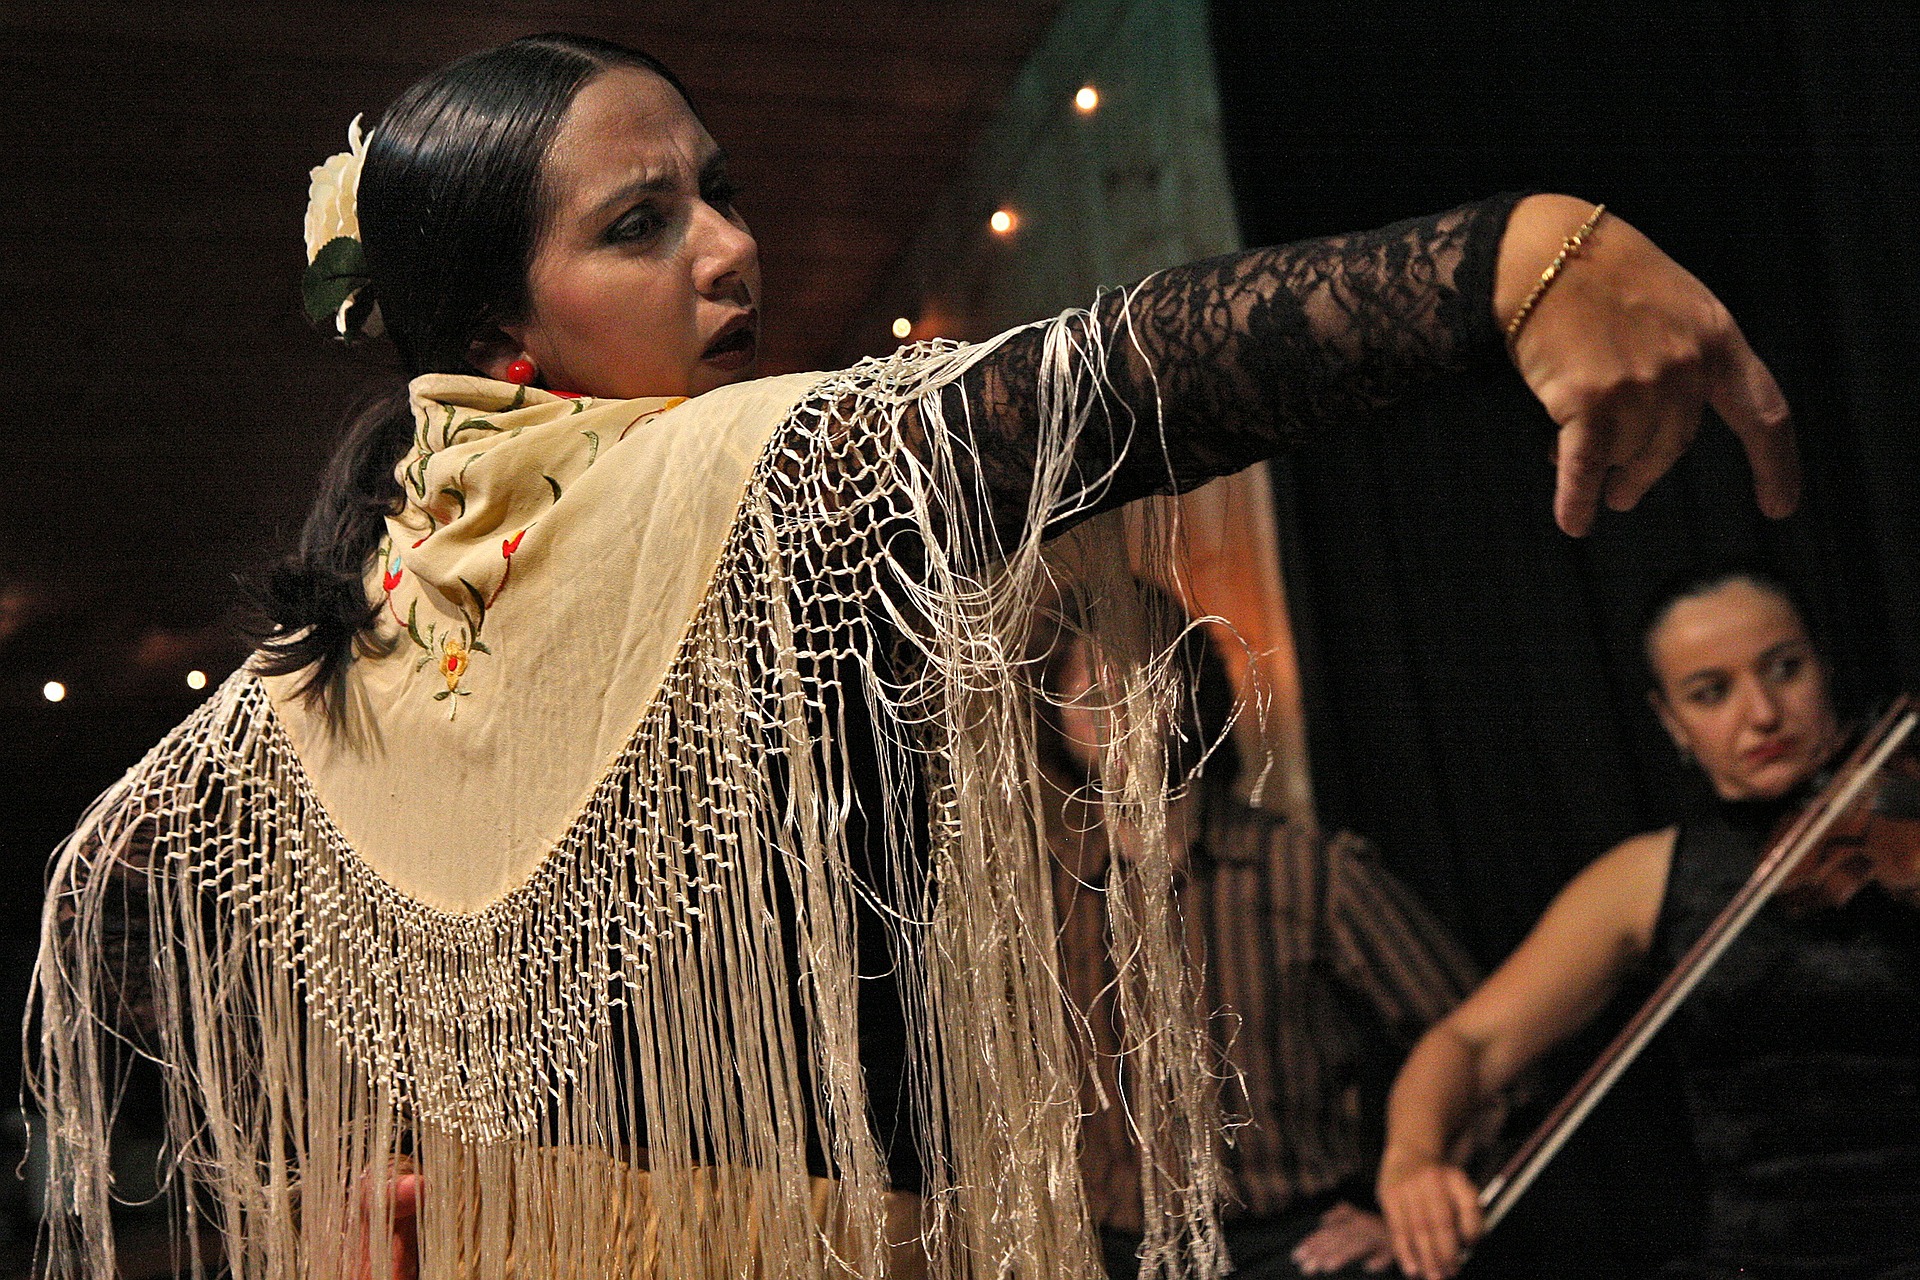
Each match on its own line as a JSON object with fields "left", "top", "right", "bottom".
{"left": 3, "top": 1, "right": 1917, "bottom": 1275}
{"left": 1212, "top": 1, "right": 1917, "bottom": 1273}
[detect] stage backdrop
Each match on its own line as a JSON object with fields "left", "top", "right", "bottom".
{"left": 846, "top": 0, "right": 1321, "bottom": 822}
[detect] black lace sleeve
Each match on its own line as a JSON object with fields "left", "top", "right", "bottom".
{"left": 952, "top": 193, "right": 1525, "bottom": 540}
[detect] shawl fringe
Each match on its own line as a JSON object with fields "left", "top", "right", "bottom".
{"left": 31, "top": 309, "right": 1227, "bottom": 1278}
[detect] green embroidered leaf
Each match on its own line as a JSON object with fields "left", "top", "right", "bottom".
{"left": 507, "top": 383, "right": 529, "bottom": 410}
{"left": 404, "top": 599, "right": 426, "bottom": 650}
{"left": 448, "top": 418, "right": 500, "bottom": 443}
{"left": 569, "top": 400, "right": 587, "bottom": 416}
{"left": 439, "top": 486, "right": 467, "bottom": 517}
{"left": 581, "top": 430, "right": 600, "bottom": 465}
{"left": 434, "top": 690, "right": 451, "bottom": 701}
{"left": 301, "top": 236, "right": 369, "bottom": 327}
{"left": 470, "top": 639, "right": 492, "bottom": 656}
{"left": 544, "top": 474, "right": 563, "bottom": 503}
{"left": 458, "top": 578, "right": 488, "bottom": 635}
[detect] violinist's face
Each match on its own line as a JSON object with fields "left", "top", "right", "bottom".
{"left": 493, "top": 67, "right": 761, "bottom": 399}
{"left": 1648, "top": 579, "right": 1840, "bottom": 802}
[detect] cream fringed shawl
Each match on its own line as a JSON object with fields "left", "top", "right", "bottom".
{"left": 32, "top": 315, "right": 1226, "bottom": 1279}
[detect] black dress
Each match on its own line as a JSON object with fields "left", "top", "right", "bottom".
{"left": 1650, "top": 799, "right": 1920, "bottom": 1279}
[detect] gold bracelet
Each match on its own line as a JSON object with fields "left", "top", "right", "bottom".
{"left": 1504, "top": 203, "right": 1607, "bottom": 342}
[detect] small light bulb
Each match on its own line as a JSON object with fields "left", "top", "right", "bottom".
{"left": 42, "top": 680, "right": 66, "bottom": 703}
{"left": 187, "top": 669, "right": 208, "bottom": 690}
{"left": 1074, "top": 85, "right": 1100, "bottom": 113}
{"left": 990, "top": 208, "right": 1016, "bottom": 235}
{"left": 892, "top": 317, "right": 913, "bottom": 340}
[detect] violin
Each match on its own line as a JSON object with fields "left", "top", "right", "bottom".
{"left": 1775, "top": 720, "right": 1920, "bottom": 912}
{"left": 1476, "top": 694, "right": 1920, "bottom": 1234}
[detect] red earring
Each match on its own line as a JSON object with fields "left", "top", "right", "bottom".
{"left": 504, "top": 355, "right": 536, "bottom": 386}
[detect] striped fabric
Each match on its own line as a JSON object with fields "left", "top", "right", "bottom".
{"left": 1053, "top": 786, "right": 1479, "bottom": 1230}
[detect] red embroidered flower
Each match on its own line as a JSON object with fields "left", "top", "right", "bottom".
{"left": 502, "top": 530, "right": 526, "bottom": 557}
{"left": 382, "top": 565, "right": 403, "bottom": 593}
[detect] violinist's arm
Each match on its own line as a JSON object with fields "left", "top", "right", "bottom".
{"left": 1377, "top": 827, "right": 1674, "bottom": 1280}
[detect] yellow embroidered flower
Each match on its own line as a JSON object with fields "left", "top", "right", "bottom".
{"left": 439, "top": 635, "right": 470, "bottom": 693}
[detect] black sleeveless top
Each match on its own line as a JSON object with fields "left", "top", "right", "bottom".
{"left": 1650, "top": 800, "right": 1920, "bottom": 1278}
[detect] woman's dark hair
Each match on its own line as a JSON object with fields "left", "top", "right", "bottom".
{"left": 1636, "top": 560, "right": 1827, "bottom": 697}
{"left": 252, "top": 34, "right": 694, "bottom": 711}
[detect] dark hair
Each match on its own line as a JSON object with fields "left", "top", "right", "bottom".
{"left": 252, "top": 34, "right": 694, "bottom": 711}
{"left": 1636, "top": 560, "right": 1826, "bottom": 697}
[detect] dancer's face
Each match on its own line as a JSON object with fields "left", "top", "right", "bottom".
{"left": 1648, "top": 579, "right": 1840, "bottom": 801}
{"left": 496, "top": 67, "right": 760, "bottom": 399}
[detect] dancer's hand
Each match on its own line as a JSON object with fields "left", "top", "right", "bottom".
{"left": 1498, "top": 194, "right": 1798, "bottom": 536}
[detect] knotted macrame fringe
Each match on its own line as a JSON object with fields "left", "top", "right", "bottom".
{"left": 31, "top": 297, "right": 1227, "bottom": 1279}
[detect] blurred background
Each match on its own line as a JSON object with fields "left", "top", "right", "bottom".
{"left": 3, "top": 0, "right": 1915, "bottom": 1275}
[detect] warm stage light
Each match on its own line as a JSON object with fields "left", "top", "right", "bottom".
{"left": 187, "top": 669, "right": 209, "bottom": 690}
{"left": 892, "top": 317, "right": 913, "bottom": 340}
{"left": 1074, "top": 85, "right": 1100, "bottom": 113}
{"left": 43, "top": 680, "right": 66, "bottom": 703}
{"left": 990, "top": 208, "right": 1016, "bottom": 235}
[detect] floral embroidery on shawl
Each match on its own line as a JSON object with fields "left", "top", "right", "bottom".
{"left": 378, "top": 380, "right": 683, "bottom": 716}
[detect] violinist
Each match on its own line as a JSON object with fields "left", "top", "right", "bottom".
{"left": 1376, "top": 565, "right": 1920, "bottom": 1280}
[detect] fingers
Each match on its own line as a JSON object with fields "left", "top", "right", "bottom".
{"left": 1552, "top": 370, "right": 1702, "bottom": 537}
{"left": 1447, "top": 1173, "right": 1485, "bottom": 1261}
{"left": 1383, "top": 1168, "right": 1482, "bottom": 1280}
{"left": 1600, "top": 375, "right": 1704, "bottom": 516}
{"left": 1293, "top": 1204, "right": 1387, "bottom": 1274}
{"left": 1552, "top": 361, "right": 1791, "bottom": 538}
{"left": 1295, "top": 1203, "right": 1396, "bottom": 1275}
{"left": 1291, "top": 1225, "right": 1351, "bottom": 1273}
{"left": 1552, "top": 420, "right": 1612, "bottom": 538}
{"left": 1707, "top": 319, "right": 1800, "bottom": 519}
{"left": 1517, "top": 206, "right": 1798, "bottom": 535}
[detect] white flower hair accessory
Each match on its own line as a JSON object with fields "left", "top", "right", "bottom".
{"left": 301, "top": 113, "right": 382, "bottom": 339}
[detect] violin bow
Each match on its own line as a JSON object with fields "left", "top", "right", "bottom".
{"left": 1476, "top": 694, "right": 1919, "bottom": 1233}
